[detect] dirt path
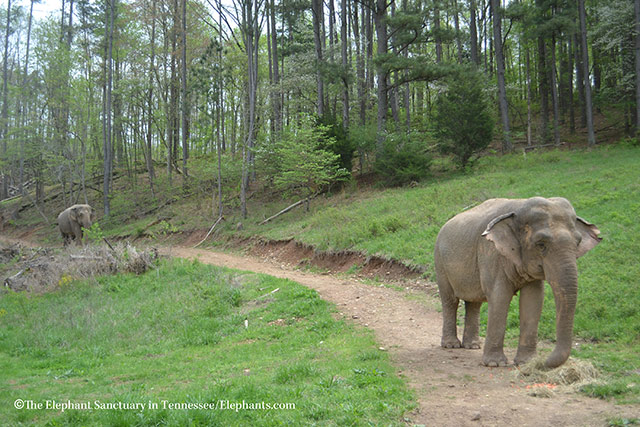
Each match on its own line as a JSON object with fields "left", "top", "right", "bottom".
{"left": 162, "top": 245, "right": 637, "bottom": 426}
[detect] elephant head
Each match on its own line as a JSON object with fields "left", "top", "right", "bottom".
{"left": 70, "top": 204, "right": 95, "bottom": 231}
{"left": 483, "top": 197, "right": 601, "bottom": 368}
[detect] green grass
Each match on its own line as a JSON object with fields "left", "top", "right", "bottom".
{"left": 235, "top": 144, "right": 640, "bottom": 402}
{"left": 0, "top": 259, "right": 414, "bottom": 425}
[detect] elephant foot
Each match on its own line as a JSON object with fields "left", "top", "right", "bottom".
{"left": 462, "top": 340, "right": 481, "bottom": 349}
{"left": 482, "top": 352, "right": 508, "bottom": 367}
{"left": 441, "top": 337, "right": 462, "bottom": 349}
{"left": 514, "top": 348, "right": 536, "bottom": 366}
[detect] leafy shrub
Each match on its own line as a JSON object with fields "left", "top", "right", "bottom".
{"left": 317, "top": 113, "right": 355, "bottom": 172}
{"left": 374, "top": 131, "right": 433, "bottom": 186}
{"left": 433, "top": 69, "right": 494, "bottom": 168}
{"left": 272, "top": 116, "right": 350, "bottom": 203}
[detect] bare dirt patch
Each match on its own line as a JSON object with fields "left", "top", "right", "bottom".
{"left": 166, "top": 245, "right": 639, "bottom": 426}
{"left": 246, "top": 237, "right": 426, "bottom": 284}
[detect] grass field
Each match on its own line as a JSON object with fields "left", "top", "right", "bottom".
{"left": 2, "top": 143, "right": 639, "bottom": 405}
{"left": 0, "top": 259, "right": 414, "bottom": 425}
{"left": 232, "top": 143, "right": 640, "bottom": 402}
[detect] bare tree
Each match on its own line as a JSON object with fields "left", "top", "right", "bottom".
{"left": 181, "top": 0, "right": 189, "bottom": 181}
{"left": 341, "top": 0, "right": 349, "bottom": 127}
{"left": 1, "top": 0, "right": 11, "bottom": 200}
{"left": 312, "top": 0, "right": 324, "bottom": 117}
{"left": 103, "top": 0, "right": 116, "bottom": 217}
{"left": 491, "top": 0, "right": 512, "bottom": 152}
{"left": 635, "top": 0, "right": 640, "bottom": 133}
{"left": 578, "top": 0, "right": 595, "bottom": 145}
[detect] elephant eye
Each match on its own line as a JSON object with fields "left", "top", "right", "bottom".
{"left": 535, "top": 241, "right": 547, "bottom": 251}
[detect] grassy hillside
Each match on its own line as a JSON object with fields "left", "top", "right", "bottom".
{"left": 0, "top": 259, "right": 413, "bottom": 425}
{"left": 235, "top": 143, "right": 640, "bottom": 402}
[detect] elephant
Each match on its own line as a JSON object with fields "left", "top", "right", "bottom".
{"left": 57, "top": 204, "right": 96, "bottom": 247}
{"left": 433, "top": 197, "right": 601, "bottom": 368}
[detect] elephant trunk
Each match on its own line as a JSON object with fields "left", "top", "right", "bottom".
{"left": 544, "top": 255, "right": 578, "bottom": 369}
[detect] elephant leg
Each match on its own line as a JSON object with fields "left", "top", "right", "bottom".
{"left": 514, "top": 280, "right": 544, "bottom": 365}
{"left": 438, "top": 276, "right": 461, "bottom": 348}
{"left": 483, "top": 283, "right": 512, "bottom": 367}
{"left": 73, "top": 225, "right": 84, "bottom": 246}
{"left": 462, "top": 301, "right": 482, "bottom": 349}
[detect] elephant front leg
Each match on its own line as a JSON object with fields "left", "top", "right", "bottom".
{"left": 462, "top": 301, "right": 482, "bottom": 349}
{"left": 483, "top": 290, "right": 512, "bottom": 367}
{"left": 514, "top": 280, "right": 544, "bottom": 365}
{"left": 438, "top": 279, "right": 462, "bottom": 348}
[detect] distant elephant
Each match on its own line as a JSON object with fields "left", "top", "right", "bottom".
{"left": 434, "top": 197, "right": 601, "bottom": 368}
{"left": 57, "top": 204, "right": 96, "bottom": 247}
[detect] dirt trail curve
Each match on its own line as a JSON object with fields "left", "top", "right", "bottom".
{"left": 164, "top": 245, "right": 638, "bottom": 427}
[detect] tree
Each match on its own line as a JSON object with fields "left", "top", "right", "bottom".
{"left": 578, "top": 0, "right": 595, "bottom": 145}
{"left": 434, "top": 69, "right": 494, "bottom": 168}
{"left": 1, "top": 0, "right": 12, "bottom": 200}
{"left": 273, "top": 118, "right": 348, "bottom": 211}
{"left": 103, "top": 0, "right": 116, "bottom": 218}
{"left": 491, "top": 0, "right": 511, "bottom": 152}
{"left": 636, "top": 0, "right": 640, "bottom": 134}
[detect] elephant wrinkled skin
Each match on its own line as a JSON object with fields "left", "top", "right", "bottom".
{"left": 57, "top": 204, "right": 95, "bottom": 247}
{"left": 434, "top": 197, "right": 601, "bottom": 368}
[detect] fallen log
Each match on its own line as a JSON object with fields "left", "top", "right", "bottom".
{"left": 193, "top": 216, "right": 224, "bottom": 248}
{"left": 258, "top": 199, "right": 306, "bottom": 225}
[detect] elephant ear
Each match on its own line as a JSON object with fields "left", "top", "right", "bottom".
{"left": 576, "top": 217, "right": 601, "bottom": 258}
{"left": 90, "top": 207, "right": 96, "bottom": 222}
{"left": 482, "top": 212, "right": 522, "bottom": 268}
{"left": 69, "top": 207, "right": 78, "bottom": 222}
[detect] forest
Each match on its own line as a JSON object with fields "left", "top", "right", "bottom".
{"left": 0, "top": 0, "right": 637, "bottom": 218}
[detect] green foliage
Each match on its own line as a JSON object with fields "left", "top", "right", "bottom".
{"left": 433, "top": 69, "right": 494, "bottom": 168}
{"left": 374, "top": 131, "right": 434, "bottom": 186}
{"left": 317, "top": 113, "right": 355, "bottom": 172}
{"left": 0, "top": 259, "right": 414, "bottom": 425}
{"left": 272, "top": 117, "right": 350, "bottom": 199}
{"left": 82, "top": 222, "right": 104, "bottom": 243}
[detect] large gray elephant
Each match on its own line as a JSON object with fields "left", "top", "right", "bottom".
{"left": 434, "top": 197, "right": 601, "bottom": 368}
{"left": 57, "top": 204, "right": 95, "bottom": 246}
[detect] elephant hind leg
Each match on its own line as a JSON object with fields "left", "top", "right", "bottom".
{"left": 462, "top": 301, "right": 482, "bottom": 349}
{"left": 438, "top": 275, "right": 462, "bottom": 348}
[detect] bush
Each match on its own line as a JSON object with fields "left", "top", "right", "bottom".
{"left": 374, "top": 131, "right": 433, "bottom": 186}
{"left": 433, "top": 69, "right": 494, "bottom": 168}
{"left": 272, "top": 117, "right": 350, "bottom": 203}
{"left": 317, "top": 113, "right": 355, "bottom": 172}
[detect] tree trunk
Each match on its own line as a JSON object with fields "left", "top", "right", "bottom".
{"left": 453, "top": 0, "right": 462, "bottom": 63}
{"left": 341, "top": 0, "right": 349, "bottom": 128}
{"left": 374, "top": 0, "right": 388, "bottom": 151}
{"left": 312, "top": 0, "right": 324, "bottom": 117}
{"left": 635, "top": 0, "right": 640, "bottom": 133}
{"left": 434, "top": 4, "right": 442, "bottom": 63}
{"left": 18, "top": 0, "right": 35, "bottom": 196}
{"left": 470, "top": 0, "right": 479, "bottom": 65}
{"left": 1, "top": 0, "right": 12, "bottom": 200}
{"left": 352, "top": 2, "right": 366, "bottom": 126}
{"left": 578, "top": 0, "right": 596, "bottom": 145}
{"left": 550, "top": 35, "right": 560, "bottom": 145}
{"left": 526, "top": 46, "right": 532, "bottom": 146}
{"left": 574, "top": 33, "right": 586, "bottom": 128}
{"left": 146, "top": 0, "right": 157, "bottom": 198}
{"left": 568, "top": 36, "right": 575, "bottom": 133}
{"left": 270, "top": 0, "right": 281, "bottom": 133}
{"left": 181, "top": 0, "right": 189, "bottom": 182}
{"left": 103, "top": 0, "right": 116, "bottom": 217}
{"left": 491, "top": 0, "right": 511, "bottom": 152}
